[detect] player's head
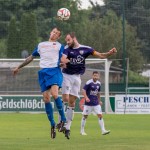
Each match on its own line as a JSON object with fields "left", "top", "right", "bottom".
{"left": 65, "top": 32, "right": 77, "bottom": 48}
{"left": 92, "top": 71, "right": 100, "bottom": 82}
{"left": 49, "top": 27, "right": 61, "bottom": 41}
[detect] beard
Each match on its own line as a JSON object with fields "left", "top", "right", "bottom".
{"left": 93, "top": 78, "right": 98, "bottom": 82}
{"left": 68, "top": 41, "right": 75, "bottom": 48}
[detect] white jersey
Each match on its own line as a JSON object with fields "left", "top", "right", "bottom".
{"left": 32, "top": 41, "right": 64, "bottom": 68}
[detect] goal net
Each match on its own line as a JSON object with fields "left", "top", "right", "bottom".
{"left": 0, "top": 58, "right": 112, "bottom": 113}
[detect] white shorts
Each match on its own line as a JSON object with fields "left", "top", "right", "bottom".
{"left": 62, "top": 73, "right": 81, "bottom": 98}
{"left": 82, "top": 105, "right": 102, "bottom": 115}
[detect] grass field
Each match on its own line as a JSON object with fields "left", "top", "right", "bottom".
{"left": 0, "top": 113, "right": 150, "bottom": 150}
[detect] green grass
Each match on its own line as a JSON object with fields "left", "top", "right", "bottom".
{"left": 0, "top": 113, "right": 150, "bottom": 150}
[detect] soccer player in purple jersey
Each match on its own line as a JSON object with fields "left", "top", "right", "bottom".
{"left": 12, "top": 27, "right": 69, "bottom": 139}
{"left": 60, "top": 32, "right": 117, "bottom": 139}
{"left": 80, "top": 71, "right": 110, "bottom": 136}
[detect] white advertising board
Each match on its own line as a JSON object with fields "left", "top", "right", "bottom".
{"left": 115, "top": 94, "right": 150, "bottom": 114}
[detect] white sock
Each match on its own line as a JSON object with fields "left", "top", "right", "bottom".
{"left": 65, "top": 106, "right": 74, "bottom": 130}
{"left": 98, "top": 118, "right": 106, "bottom": 132}
{"left": 81, "top": 117, "right": 86, "bottom": 133}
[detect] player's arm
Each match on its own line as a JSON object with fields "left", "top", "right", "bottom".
{"left": 93, "top": 47, "right": 117, "bottom": 59}
{"left": 61, "top": 54, "right": 70, "bottom": 64}
{"left": 97, "top": 92, "right": 102, "bottom": 106}
{"left": 60, "top": 54, "right": 70, "bottom": 68}
{"left": 13, "top": 55, "right": 35, "bottom": 76}
{"left": 82, "top": 89, "right": 90, "bottom": 102}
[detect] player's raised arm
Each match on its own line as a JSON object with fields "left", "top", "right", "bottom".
{"left": 12, "top": 55, "right": 35, "bottom": 76}
{"left": 93, "top": 47, "right": 117, "bottom": 59}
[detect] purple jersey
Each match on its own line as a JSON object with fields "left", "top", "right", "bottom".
{"left": 83, "top": 79, "right": 101, "bottom": 106}
{"left": 62, "top": 45, "right": 94, "bottom": 75}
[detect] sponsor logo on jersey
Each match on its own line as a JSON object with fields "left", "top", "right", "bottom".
{"left": 79, "top": 50, "right": 84, "bottom": 55}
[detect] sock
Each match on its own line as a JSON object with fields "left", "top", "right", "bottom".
{"left": 45, "top": 102, "right": 55, "bottom": 127}
{"left": 81, "top": 117, "right": 86, "bottom": 133}
{"left": 65, "top": 106, "right": 74, "bottom": 130}
{"left": 55, "top": 97, "right": 66, "bottom": 122}
{"left": 58, "top": 102, "right": 67, "bottom": 123}
{"left": 98, "top": 118, "right": 106, "bottom": 132}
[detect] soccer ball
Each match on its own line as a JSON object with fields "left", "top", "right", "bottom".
{"left": 57, "top": 8, "right": 70, "bottom": 21}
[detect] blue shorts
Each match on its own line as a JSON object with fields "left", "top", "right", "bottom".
{"left": 38, "top": 67, "right": 63, "bottom": 92}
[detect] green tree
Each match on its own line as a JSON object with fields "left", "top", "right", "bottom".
{"left": 104, "top": 0, "right": 150, "bottom": 62}
{"left": 7, "top": 16, "right": 20, "bottom": 58}
{"left": 0, "top": 39, "right": 7, "bottom": 58}
{"left": 19, "top": 12, "right": 38, "bottom": 55}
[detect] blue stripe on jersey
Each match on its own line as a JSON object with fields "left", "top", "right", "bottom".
{"left": 57, "top": 45, "right": 64, "bottom": 66}
{"left": 32, "top": 46, "right": 40, "bottom": 57}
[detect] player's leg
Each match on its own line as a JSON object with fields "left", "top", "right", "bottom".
{"left": 38, "top": 70, "right": 56, "bottom": 139}
{"left": 80, "top": 105, "right": 92, "bottom": 135}
{"left": 95, "top": 105, "right": 110, "bottom": 135}
{"left": 57, "top": 99, "right": 67, "bottom": 124}
{"left": 63, "top": 74, "right": 81, "bottom": 139}
{"left": 43, "top": 90, "right": 56, "bottom": 139}
{"left": 65, "top": 94, "right": 76, "bottom": 130}
{"left": 63, "top": 94, "right": 77, "bottom": 139}
{"left": 51, "top": 85, "right": 66, "bottom": 122}
{"left": 57, "top": 73, "right": 71, "bottom": 124}
{"left": 65, "top": 75, "right": 81, "bottom": 129}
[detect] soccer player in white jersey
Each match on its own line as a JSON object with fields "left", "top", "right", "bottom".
{"left": 60, "top": 32, "right": 117, "bottom": 139}
{"left": 13, "top": 27, "right": 69, "bottom": 139}
{"left": 80, "top": 71, "right": 110, "bottom": 136}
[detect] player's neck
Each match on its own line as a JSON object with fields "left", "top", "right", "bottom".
{"left": 73, "top": 41, "right": 80, "bottom": 48}
{"left": 49, "top": 38, "right": 57, "bottom": 42}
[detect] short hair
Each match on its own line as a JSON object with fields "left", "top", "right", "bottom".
{"left": 66, "top": 32, "right": 76, "bottom": 38}
{"left": 93, "top": 71, "right": 99, "bottom": 75}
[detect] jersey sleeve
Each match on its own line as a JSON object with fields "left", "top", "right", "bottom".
{"left": 63, "top": 46, "right": 69, "bottom": 57}
{"left": 59, "top": 45, "right": 64, "bottom": 58}
{"left": 89, "top": 48, "right": 95, "bottom": 55}
{"left": 84, "top": 46, "right": 95, "bottom": 58}
{"left": 32, "top": 46, "right": 40, "bottom": 57}
{"left": 83, "top": 82, "right": 90, "bottom": 91}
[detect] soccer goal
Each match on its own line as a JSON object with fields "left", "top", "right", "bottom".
{"left": 0, "top": 58, "right": 113, "bottom": 113}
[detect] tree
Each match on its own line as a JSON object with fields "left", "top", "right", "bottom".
{"left": 19, "top": 12, "right": 38, "bottom": 55}
{"left": 7, "top": 16, "right": 20, "bottom": 58}
{"left": 103, "top": 0, "right": 150, "bottom": 62}
{"left": 0, "top": 39, "right": 7, "bottom": 58}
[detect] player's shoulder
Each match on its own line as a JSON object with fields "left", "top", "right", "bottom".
{"left": 86, "top": 79, "right": 93, "bottom": 85}
{"left": 79, "top": 44, "right": 93, "bottom": 50}
{"left": 96, "top": 80, "right": 101, "bottom": 85}
{"left": 64, "top": 45, "right": 69, "bottom": 49}
{"left": 56, "top": 41, "right": 63, "bottom": 46}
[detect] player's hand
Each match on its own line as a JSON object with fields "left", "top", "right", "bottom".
{"left": 12, "top": 67, "right": 19, "bottom": 76}
{"left": 59, "top": 63, "right": 67, "bottom": 68}
{"left": 85, "top": 98, "right": 90, "bottom": 102}
{"left": 109, "top": 47, "right": 117, "bottom": 54}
